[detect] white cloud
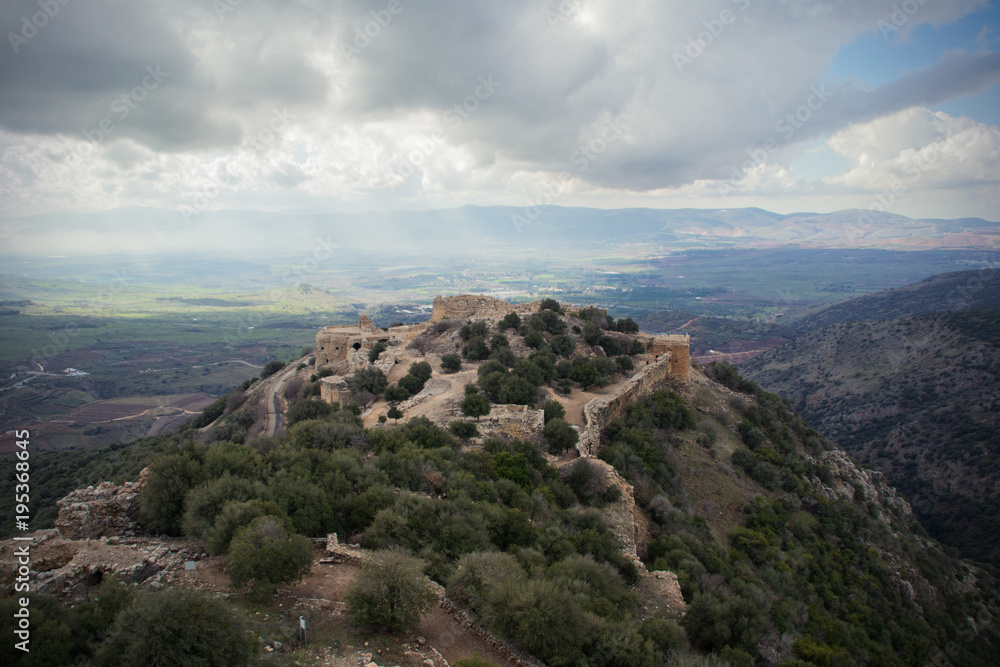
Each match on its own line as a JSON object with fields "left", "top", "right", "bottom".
{"left": 826, "top": 108, "right": 1000, "bottom": 190}
{"left": 0, "top": 0, "right": 997, "bottom": 221}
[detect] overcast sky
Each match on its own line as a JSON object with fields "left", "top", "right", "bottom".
{"left": 1, "top": 0, "right": 999, "bottom": 221}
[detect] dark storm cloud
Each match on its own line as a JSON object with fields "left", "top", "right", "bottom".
{"left": 0, "top": 0, "right": 995, "bottom": 215}
{"left": 0, "top": 0, "right": 329, "bottom": 150}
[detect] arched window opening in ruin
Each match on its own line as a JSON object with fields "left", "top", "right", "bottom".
{"left": 353, "top": 343, "right": 362, "bottom": 350}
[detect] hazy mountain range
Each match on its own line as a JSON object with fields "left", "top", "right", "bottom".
{"left": 2, "top": 206, "right": 997, "bottom": 258}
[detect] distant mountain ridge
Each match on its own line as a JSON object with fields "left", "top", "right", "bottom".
{"left": 2, "top": 206, "right": 997, "bottom": 257}
{"left": 787, "top": 268, "right": 1000, "bottom": 333}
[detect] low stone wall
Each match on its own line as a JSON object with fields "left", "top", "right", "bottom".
{"left": 576, "top": 358, "right": 675, "bottom": 457}
{"left": 437, "top": 594, "right": 546, "bottom": 667}
{"left": 475, "top": 404, "right": 545, "bottom": 440}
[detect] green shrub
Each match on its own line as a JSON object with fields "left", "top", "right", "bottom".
{"left": 544, "top": 418, "right": 579, "bottom": 454}
{"left": 462, "top": 393, "right": 491, "bottom": 420}
{"left": 550, "top": 334, "right": 576, "bottom": 357}
{"left": 463, "top": 336, "right": 490, "bottom": 360}
{"left": 385, "top": 384, "right": 411, "bottom": 402}
{"left": 226, "top": 516, "right": 313, "bottom": 600}
{"left": 460, "top": 320, "right": 490, "bottom": 341}
{"left": 499, "top": 312, "right": 522, "bottom": 331}
{"left": 347, "top": 367, "right": 388, "bottom": 396}
{"left": 345, "top": 550, "right": 436, "bottom": 632}
{"left": 529, "top": 309, "right": 566, "bottom": 335}
{"left": 205, "top": 498, "right": 284, "bottom": 555}
{"left": 441, "top": 353, "right": 462, "bottom": 372}
{"left": 261, "top": 359, "right": 284, "bottom": 378}
{"left": 286, "top": 397, "right": 335, "bottom": 425}
{"left": 540, "top": 298, "right": 562, "bottom": 312}
{"left": 368, "top": 341, "right": 388, "bottom": 362}
{"left": 449, "top": 420, "right": 479, "bottom": 440}
{"left": 524, "top": 331, "right": 546, "bottom": 349}
{"left": 543, "top": 399, "right": 566, "bottom": 423}
{"left": 139, "top": 450, "right": 205, "bottom": 535}
{"left": 182, "top": 473, "right": 263, "bottom": 543}
{"left": 97, "top": 587, "right": 256, "bottom": 666}
{"left": 640, "top": 617, "right": 687, "bottom": 653}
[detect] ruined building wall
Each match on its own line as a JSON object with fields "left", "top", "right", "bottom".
{"left": 645, "top": 334, "right": 690, "bottom": 383}
{"left": 320, "top": 377, "right": 348, "bottom": 405}
{"left": 667, "top": 340, "right": 690, "bottom": 383}
{"left": 430, "top": 295, "right": 518, "bottom": 322}
{"left": 315, "top": 315, "right": 390, "bottom": 368}
{"left": 474, "top": 404, "right": 545, "bottom": 440}
{"left": 576, "top": 358, "right": 676, "bottom": 457}
{"left": 575, "top": 335, "right": 691, "bottom": 458}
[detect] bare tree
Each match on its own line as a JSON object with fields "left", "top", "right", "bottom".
{"left": 407, "top": 336, "right": 432, "bottom": 356}
{"left": 283, "top": 377, "right": 304, "bottom": 400}
{"left": 352, "top": 390, "right": 376, "bottom": 410}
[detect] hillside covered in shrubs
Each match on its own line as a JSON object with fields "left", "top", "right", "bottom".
{"left": 5, "top": 355, "right": 999, "bottom": 665}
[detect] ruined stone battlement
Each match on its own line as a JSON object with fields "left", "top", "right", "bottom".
{"left": 577, "top": 356, "right": 678, "bottom": 457}
{"left": 431, "top": 294, "right": 529, "bottom": 322}
{"left": 315, "top": 315, "right": 391, "bottom": 368}
{"left": 637, "top": 333, "right": 690, "bottom": 383}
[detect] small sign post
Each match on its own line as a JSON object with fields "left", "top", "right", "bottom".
{"left": 299, "top": 616, "right": 307, "bottom": 645}
{"left": 184, "top": 560, "right": 197, "bottom": 581}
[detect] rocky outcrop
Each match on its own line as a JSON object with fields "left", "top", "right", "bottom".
{"left": 0, "top": 530, "right": 202, "bottom": 600}
{"left": 809, "top": 449, "right": 912, "bottom": 524}
{"left": 54, "top": 469, "right": 148, "bottom": 540}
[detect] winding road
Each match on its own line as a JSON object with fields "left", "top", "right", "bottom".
{"left": 262, "top": 357, "right": 308, "bottom": 437}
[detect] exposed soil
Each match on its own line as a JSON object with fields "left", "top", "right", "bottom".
{"left": 207, "top": 555, "right": 519, "bottom": 667}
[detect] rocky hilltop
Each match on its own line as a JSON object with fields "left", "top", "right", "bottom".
{"left": 3, "top": 296, "right": 999, "bottom": 666}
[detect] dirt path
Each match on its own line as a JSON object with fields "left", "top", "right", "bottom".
{"left": 366, "top": 352, "right": 657, "bottom": 434}
{"left": 364, "top": 352, "right": 478, "bottom": 429}
{"left": 415, "top": 606, "right": 515, "bottom": 666}
{"left": 267, "top": 560, "right": 519, "bottom": 667}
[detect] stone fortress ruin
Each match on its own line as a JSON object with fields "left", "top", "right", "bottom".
{"left": 314, "top": 314, "right": 387, "bottom": 367}
{"left": 314, "top": 294, "right": 691, "bottom": 420}
{"left": 317, "top": 294, "right": 689, "bottom": 380}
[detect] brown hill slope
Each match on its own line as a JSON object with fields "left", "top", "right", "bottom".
{"left": 787, "top": 267, "right": 1000, "bottom": 333}
{"left": 742, "top": 304, "right": 1000, "bottom": 564}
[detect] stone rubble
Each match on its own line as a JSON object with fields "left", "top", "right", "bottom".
{"left": 54, "top": 468, "right": 148, "bottom": 540}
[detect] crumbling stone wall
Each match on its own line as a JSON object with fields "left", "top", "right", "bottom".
{"left": 315, "top": 315, "right": 390, "bottom": 368}
{"left": 577, "top": 358, "right": 675, "bottom": 457}
{"left": 430, "top": 295, "right": 519, "bottom": 322}
{"left": 473, "top": 404, "right": 545, "bottom": 440}
{"left": 54, "top": 469, "right": 147, "bottom": 540}
{"left": 558, "top": 458, "right": 687, "bottom": 618}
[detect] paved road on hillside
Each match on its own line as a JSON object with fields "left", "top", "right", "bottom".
{"left": 262, "top": 359, "right": 307, "bottom": 437}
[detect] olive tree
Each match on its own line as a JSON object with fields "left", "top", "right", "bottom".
{"left": 344, "top": 550, "right": 436, "bottom": 632}
{"left": 226, "top": 516, "right": 313, "bottom": 600}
